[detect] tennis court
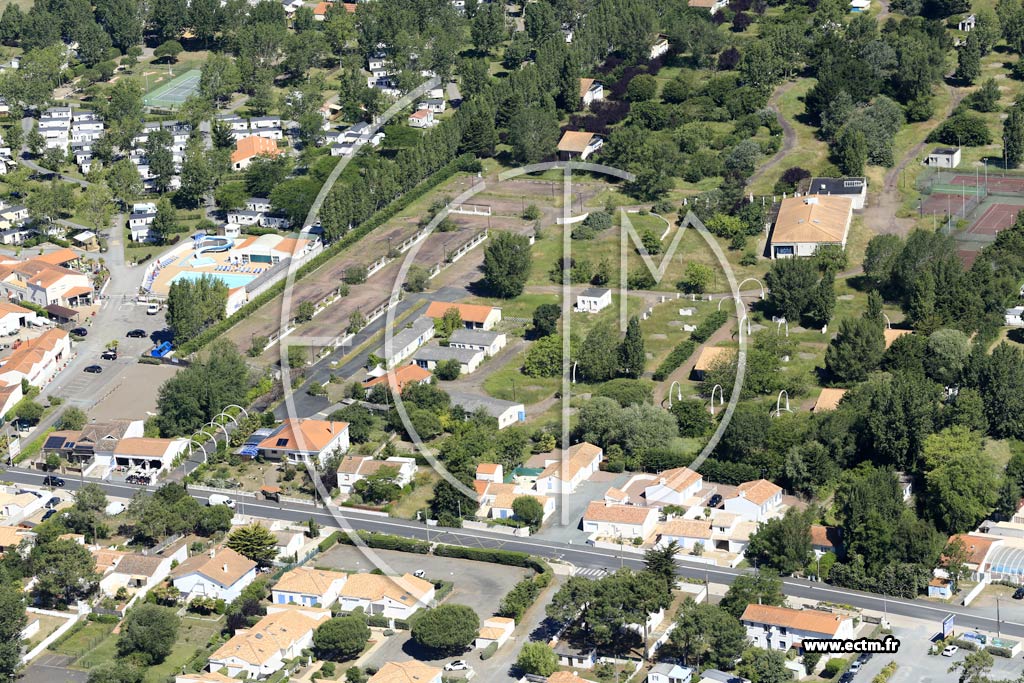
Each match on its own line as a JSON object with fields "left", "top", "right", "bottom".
{"left": 968, "top": 202, "right": 1022, "bottom": 235}
{"left": 921, "top": 193, "right": 960, "bottom": 215}
{"left": 143, "top": 69, "right": 201, "bottom": 108}
{"left": 953, "top": 174, "right": 1024, "bottom": 193}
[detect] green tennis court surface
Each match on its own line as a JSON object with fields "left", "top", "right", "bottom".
{"left": 143, "top": 69, "right": 201, "bottom": 108}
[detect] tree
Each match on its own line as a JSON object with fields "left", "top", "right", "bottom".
{"left": 626, "top": 74, "right": 657, "bottom": 102}
{"left": 58, "top": 407, "right": 88, "bottom": 431}
{"left": 835, "top": 126, "right": 867, "bottom": 176}
{"left": 719, "top": 571, "right": 784, "bottom": 619}
{"left": 517, "top": 641, "right": 558, "bottom": 676}
{"left": 0, "top": 582, "right": 25, "bottom": 680}
{"left": 153, "top": 40, "right": 184, "bottom": 63}
{"left": 144, "top": 128, "right": 175, "bottom": 195}
{"left": 106, "top": 159, "right": 143, "bottom": 204}
{"left": 411, "top": 604, "right": 479, "bottom": 654}
{"left": 1005, "top": 102, "right": 1024, "bottom": 169}
{"left": 245, "top": 155, "right": 291, "bottom": 197}
{"left": 314, "top": 616, "right": 370, "bottom": 661}
{"left": 949, "top": 649, "right": 994, "bottom": 683}
{"left": 166, "top": 274, "right": 228, "bottom": 343}
{"left": 14, "top": 401, "right": 44, "bottom": 424}
{"left": 470, "top": 2, "right": 504, "bottom": 53}
{"left": 619, "top": 316, "right": 645, "bottom": 379}
{"left": 150, "top": 197, "right": 177, "bottom": 244}
{"left": 955, "top": 35, "right": 982, "bottom": 84}
{"left": 30, "top": 539, "right": 97, "bottom": 607}
{"left": 177, "top": 139, "right": 214, "bottom": 209}
{"left": 117, "top": 604, "right": 179, "bottom": 664}
{"left": 523, "top": 335, "right": 563, "bottom": 378}
{"left": 825, "top": 318, "right": 885, "bottom": 384}
{"left": 87, "top": 661, "right": 143, "bottom": 683}
{"left": 532, "top": 303, "right": 560, "bottom": 337}
{"left": 925, "top": 329, "right": 970, "bottom": 386}
{"left": 80, "top": 183, "right": 114, "bottom": 231}
{"left": 578, "top": 323, "right": 619, "bottom": 382}
{"left": 26, "top": 123, "right": 43, "bottom": 157}
{"left": 941, "top": 537, "right": 970, "bottom": 589}
{"left": 978, "top": 342, "right": 1024, "bottom": 438}
{"left": 200, "top": 53, "right": 241, "bottom": 105}
{"left": 923, "top": 429, "right": 999, "bottom": 533}
{"left": 226, "top": 524, "right": 278, "bottom": 566}
{"left": 644, "top": 542, "right": 679, "bottom": 591}
{"left": 512, "top": 496, "right": 544, "bottom": 530}
{"left": 508, "top": 107, "right": 559, "bottom": 164}
{"left": 738, "top": 647, "right": 793, "bottom": 683}
{"left": 765, "top": 258, "right": 819, "bottom": 322}
{"left": 405, "top": 265, "right": 430, "bottom": 293}
{"left": 745, "top": 508, "right": 813, "bottom": 575}
{"left": 483, "top": 232, "right": 531, "bottom": 298}
{"left": 75, "top": 484, "right": 107, "bottom": 512}
{"left": 670, "top": 602, "right": 747, "bottom": 669}
{"left": 353, "top": 466, "right": 401, "bottom": 504}
{"left": 679, "top": 263, "right": 713, "bottom": 294}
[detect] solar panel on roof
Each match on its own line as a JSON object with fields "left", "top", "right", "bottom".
{"left": 43, "top": 435, "right": 67, "bottom": 449}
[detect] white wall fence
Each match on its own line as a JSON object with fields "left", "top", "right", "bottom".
{"left": 462, "top": 520, "right": 530, "bottom": 537}
{"left": 22, "top": 608, "right": 82, "bottom": 665}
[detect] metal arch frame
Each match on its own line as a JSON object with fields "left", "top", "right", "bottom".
{"left": 883, "top": 313, "right": 892, "bottom": 330}
{"left": 717, "top": 295, "right": 735, "bottom": 312}
{"left": 738, "top": 277, "right": 766, "bottom": 300}
{"left": 777, "top": 319, "right": 789, "bottom": 337}
{"left": 186, "top": 435, "right": 209, "bottom": 463}
{"left": 571, "top": 361, "right": 578, "bottom": 385}
{"left": 773, "top": 390, "right": 792, "bottom": 417}
{"left": 667, "top": 381, "right": 682, "bottom": 408}
{"left": 739, "top": 314, "right": 751, "bottom": 337}
{"left": 709, "top": 384, "right": 724, "bottom": 415}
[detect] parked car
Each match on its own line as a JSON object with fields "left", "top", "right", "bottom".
{"left": 42, "top": 476, "right": 65, "bottom": 487}
{"left": 100, "top": 349, "right": 117, "bottom": 360}
{"left": 1013, "top": 587, "right": 1024, "bottom": 600}
{"left": 443, "top": 661, "right": 470, "bottom": 672}
{"left": 104, "top": 501, "right": 127, "bottom": 516}
{"left": 45, "top": 496, "right": 60, "bottom": 509}
{"left": 70, "top": 327, "right": 88, "bottom": 337}
{"left": 84, "top": 365, "right": 103, "bottom": 373}
{"left": 41, "top": 509, "right": 57, "bottom": 521}
{"left": 207, "top": 494, "right": 236, "bottom": 509}
{"left": 942, "top": 645, "right": 959, "bottom": 657}
{"left": 708, "top": 493, "right": 723, "bottom": 507}
{"left": 146, "top": 303, "right": 161, "bottom": 315}
{"left": 413, "top": 569, "right": 426, "bottom": 578}
{"left": 849, "top": 660, "right": 862, "bottom": 674}
{"left": 126, "top": 329, "right": 147, "bottom": 338}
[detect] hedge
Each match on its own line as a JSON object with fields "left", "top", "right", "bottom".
{"left": 433, "top": 545, "right": 542, "bottom": 570}
{"left": 988, "top": 646, "right": 1012, "bottom": 658}
{"left": 178, "top": 154, "right": 474, "bottom": 357}
{"left": 952, "top": 639, "right": 979, "bottom": 651}
{"left": 652, "top": 339, "right": 696, "bottom": 381}
{"left": 320, "top": 530, "right": 430, "bottom": 554}
{"left": 689, "top": 309, "right": 729, "bottom": 344}
{"left": 480, "top": 642, "right": 498, "bottom": 660}
{"left": 434, "top": 579, "right": 454, "bottom": 602}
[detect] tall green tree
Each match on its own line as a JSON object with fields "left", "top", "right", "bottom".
{"left": 226, "top": 524, "right": 279, "bottom": 566}
{"left": 718, "top": 571, "right": 784, "bottom": 619}
{"left": 313, "top": 617, "right": 370, "bottom": 661}
{"left": 670, "top": 602, "right": 747, "bottom": 670}
{"left": 619, "top": 316, "right": 645, "bottom": 379}
{"left": 117, "top": 604, "right": 179, "bottom": 665}
{"left": 411, "top": 604, "right": 479, "bottom": 654}
{"left": 745, "top": 507, "right": 814, "bottom": 575}
{"left": 0, "top": 582, "right": 25, "bottom": 680}
{"left": 824, "top": 318, "right": 885, "bottom": 384}
{"left": 482, "top": 231, "right": 531, "bottom": 298}
{"left": 1004, "top": 102, "right": 1024, "bottom": 169}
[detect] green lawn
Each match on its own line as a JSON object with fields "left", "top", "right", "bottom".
{"left": 482, "top": 348, "right": 562, "bottom": 405}
{"left": 49, "top": 620, "right": 117, "bottom": 658}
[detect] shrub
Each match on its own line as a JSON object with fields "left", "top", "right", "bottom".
{"left": 690, "top": 310, "right": 728, "bottom": 343}
{"left": 988, "top": 646, "right": 1012, "bottom": 658}
{"left": 823, "top": 658, "right": 847, "bottom": 678}
{"left": 652, "top": 340, "right": 696, "bottom": 381}
{"left": 952, "top": 639, "right": 978, "bottom": 651}
{"left": 480, "top": 642, "right": 498, "bottom": 660}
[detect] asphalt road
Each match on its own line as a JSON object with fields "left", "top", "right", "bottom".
{"left": 6, "top": 466, "right": 1023, "bottom": 639}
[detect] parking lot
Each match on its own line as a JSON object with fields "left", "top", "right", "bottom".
{"left": 856, "top": 618, "right": 1024, "bottom": 683}
{"left": 319, "top": 544, "right": 531, "bottom": 673}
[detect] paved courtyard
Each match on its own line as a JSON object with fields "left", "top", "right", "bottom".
{"left": 532, "top": 472, "right": 631, "bottom": 544}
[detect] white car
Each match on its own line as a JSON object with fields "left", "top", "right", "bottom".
{"left": 942, "top": 645, "right": 959, "bottom": 657}
{"left": 146, "top": 302, "right": 161, "bottom": 315}
{"left": 207, "top": 494, "right": 236, "bottom": 509}
{"left": 443, "top": 661, "right": 470, "bottom": 671}
{"left": 413, "top": 569, "right": 426, "bottom": 578}
{"left": 104, "top": 501, "right": 127, "bottom": 516}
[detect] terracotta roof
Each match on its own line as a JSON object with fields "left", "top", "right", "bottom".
{"left": 772, "top": 196, "right": 853, "bottom": 245}
{"left": 810, "top": 525, "right": 842, "bottom": 549}
{"left": 33, "top": 248, "right": 79, "bottom": 266}
{"left": 313, "top": 1, "right": 332, "bottom": 15}
{"left": 113, "top": 437, "right": 180, "bottom": 457}
{"left": 741, "top": 604, "right": 850, "bottom": 636}
{"left": 584, "top": 501, "right": 656, "bottom": 526}
{"left": 883, "top": 328, "right": 912, "bottom": 349}
{"left": 653, "top": 467, "right": 702, "bottom": 493}
{"left": 947, "top": 533, "right": 997, "bottom": 565}
{"left": 62, "top": 285, "right": 93, "bottom": 299}
{"left": 0, "top": 301, "right": 31, "bottom": 316}
{"left": 231, "top": 135, "right": 283, "bottom": 164}
{"left": 362, "top": 364, "right": 432, "bottom": 392}
{"left": 259, "top": 419, "right": 348, "bottom": 453}
{"left": 343, "top": 2, "right": 356, "bottom": 11}
{"left": 336, "top": 456, "right": 405, "bottom": 478}
{"left": 476, "top": 463, "right": 499, "bottom": 475}
{"left": 0, "top": 526, "right": 32, "bottom": 548}
{"left": 605, "top": 486, "right": 628, "bottom": 502}
{"left": 492, "top": 492, "right": 549, "bottom": 511}
{"left": 558, "top": 130, "right": 598, "bottom": 153}
{"left": 813, "top": 388, "right": 847, "bottom": 412}
{"left": 579, "top": 77, "right": 595, "bottom": 98}
{"left": 171, "top": 546, "right": 256, "bottom": 587}
{"left": 340, "top": 573, "right": 433, "bottom": 606}
{"left": 478, "top": 626, "right": 507, "bottom": 640}
{"left": 211, "top": 606, "right": 330, "bottom": 666}
{"left": 548, "top": 673, "right": 584, "bottom": 683}
{"left": 274, "top": 567, "right": 346, "bottom": 597}
{"left": 693, "top": 345, "right": 735, "bottom": 372}
{"left": 659, "top": 518, "right": 712, "bottom": 539}
{"left": 177, "top": 673, "right": 239, "bottom": 683}
{"left": 424, "top": 301, "right": 497, "bottom": 324}
{"left": 1, "top": 329, "right": 69, "bottom": 376}
{"left": 409, "top": 109, "right": 431, "bottom": 120}
{"left": 735, "top": 479, "right": 783, "bottom": 506}
{"left": 368, "top": 661, "right": 442, "bottom": 683}
{"left": 689, "top": 0, "right": 719, "bottom": 7}
{"left": 92, "top": 548, "right": 127, "bottom": 573}
{"left": 538, "top": 442, "right": 603, "bottom": 482}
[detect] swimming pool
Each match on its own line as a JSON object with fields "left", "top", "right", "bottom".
{"left": 191, "top": 257, "right": 217, "bottom": 268}
{"left": 170, "top": 270, "right": 254, "bottom": 289}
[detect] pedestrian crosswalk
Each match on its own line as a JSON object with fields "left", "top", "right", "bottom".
{"left": 573, "top": 566, "right": 609, "bottom": 579}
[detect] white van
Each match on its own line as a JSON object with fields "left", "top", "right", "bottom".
{"left": 207, "top": 494, "right": 236, "bottom": 509}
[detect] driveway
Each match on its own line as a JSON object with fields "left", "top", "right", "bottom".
{"left": 532, "top": 472, "right": 631, "bottom": 543}
{"left": 20, "top": 654, "right": 88, "bottom": 683}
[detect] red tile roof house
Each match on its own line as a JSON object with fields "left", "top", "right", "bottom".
{"left": 171, "top": 546, "right": 257, "bottom": 603}
{"left": 257, "top": 418, "right": 349, "bottom": 466}
{"left": 643, "top": 467, "right": 703, "bottom": 507}
{"left": 741, "top": 604, "right": 854, "bottom": 652}
{"left": 582, "top": 501, "right": 659, "bottom": 542}
{"left": 535, "top": 442, "right": 604, "bottom": 495}
{"left": 724, "top": 479, "right": 784, "bottom": 523}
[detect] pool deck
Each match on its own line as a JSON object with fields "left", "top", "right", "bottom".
{"left": 149, "top": 240, "right": 270, "bottom": 296}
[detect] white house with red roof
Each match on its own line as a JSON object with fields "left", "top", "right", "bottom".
{"left": 582, "top": 501, "right": 658, "bottom": 541}
{"left": 724, "top": 479, "right": 784, "bottom": 523}
{"left": 741, "top": 604, "right": 854, "bottom": 651}
{"left": 408, "top": 109, "right": 435, "bottom": 128}
{"left": 0, "top": 329, "right": 70, "bottom": 389}
{"left": 644, "top": 467, "right": 704, "bottom": 507}
{"left": 335, "top": 455, "right": 416, "bottom": 494}
{"left": 535, "top": 442, "right": 603, "bottom": 494}
{"left": 257, "top": 419, "right": 349, "bottom": 465}
{"left": 0, "top": 301, "right": 36, "bottom": 335}
{"left": 476, "top": 462, "right": 503, "bottom": 483}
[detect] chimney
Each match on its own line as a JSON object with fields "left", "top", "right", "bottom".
{"left": 223, "top": 563, "right": 228, "bottom": 573}
{"left": 209, "top": 548, "right": 216, "bottom": 559}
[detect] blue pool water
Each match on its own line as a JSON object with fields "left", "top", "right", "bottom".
{"left": 170, "top": 270, "right": 254, "bottom": 289}
{"left": 191, "top": 257, "right": 217, "bottom": 267}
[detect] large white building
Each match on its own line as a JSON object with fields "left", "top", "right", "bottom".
{"left": 208, "top": 605, "right": 331, "bottom": 679}
{"left": 741, "top": 604, "right": 854, "bottom": 651}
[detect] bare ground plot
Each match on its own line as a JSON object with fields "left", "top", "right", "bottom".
{"left": 87, "top": 363, "right": 182, "bottom": 421}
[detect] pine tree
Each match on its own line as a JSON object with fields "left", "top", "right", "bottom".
{"left": 808, "top": 272, "right": 836, "bottom": 327}
{"left": 866, "top": 290, "right": 885, "bottom": 328}
{"left": 836, "top": 126, "right": 867, "bottom": 176}
{"left": 1004, "top": 103, "right": 1024, "bottom": 169}
{"left": 151, "top": 197, "right": 177, "bottom": 244}
{"left": 907, "top": 270, "right": 939, "bottom": 333}
{"left": 210, "top": 119, "right": 235, "bottom": 150}
{"left": 619, "top": 316, "right": 645, "bottom": 379}
{"left": 225, "top": 523, "right": 278, "bottom": 566}
{"left": 955, "top": 35, "right": 982, "bottom": 84}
